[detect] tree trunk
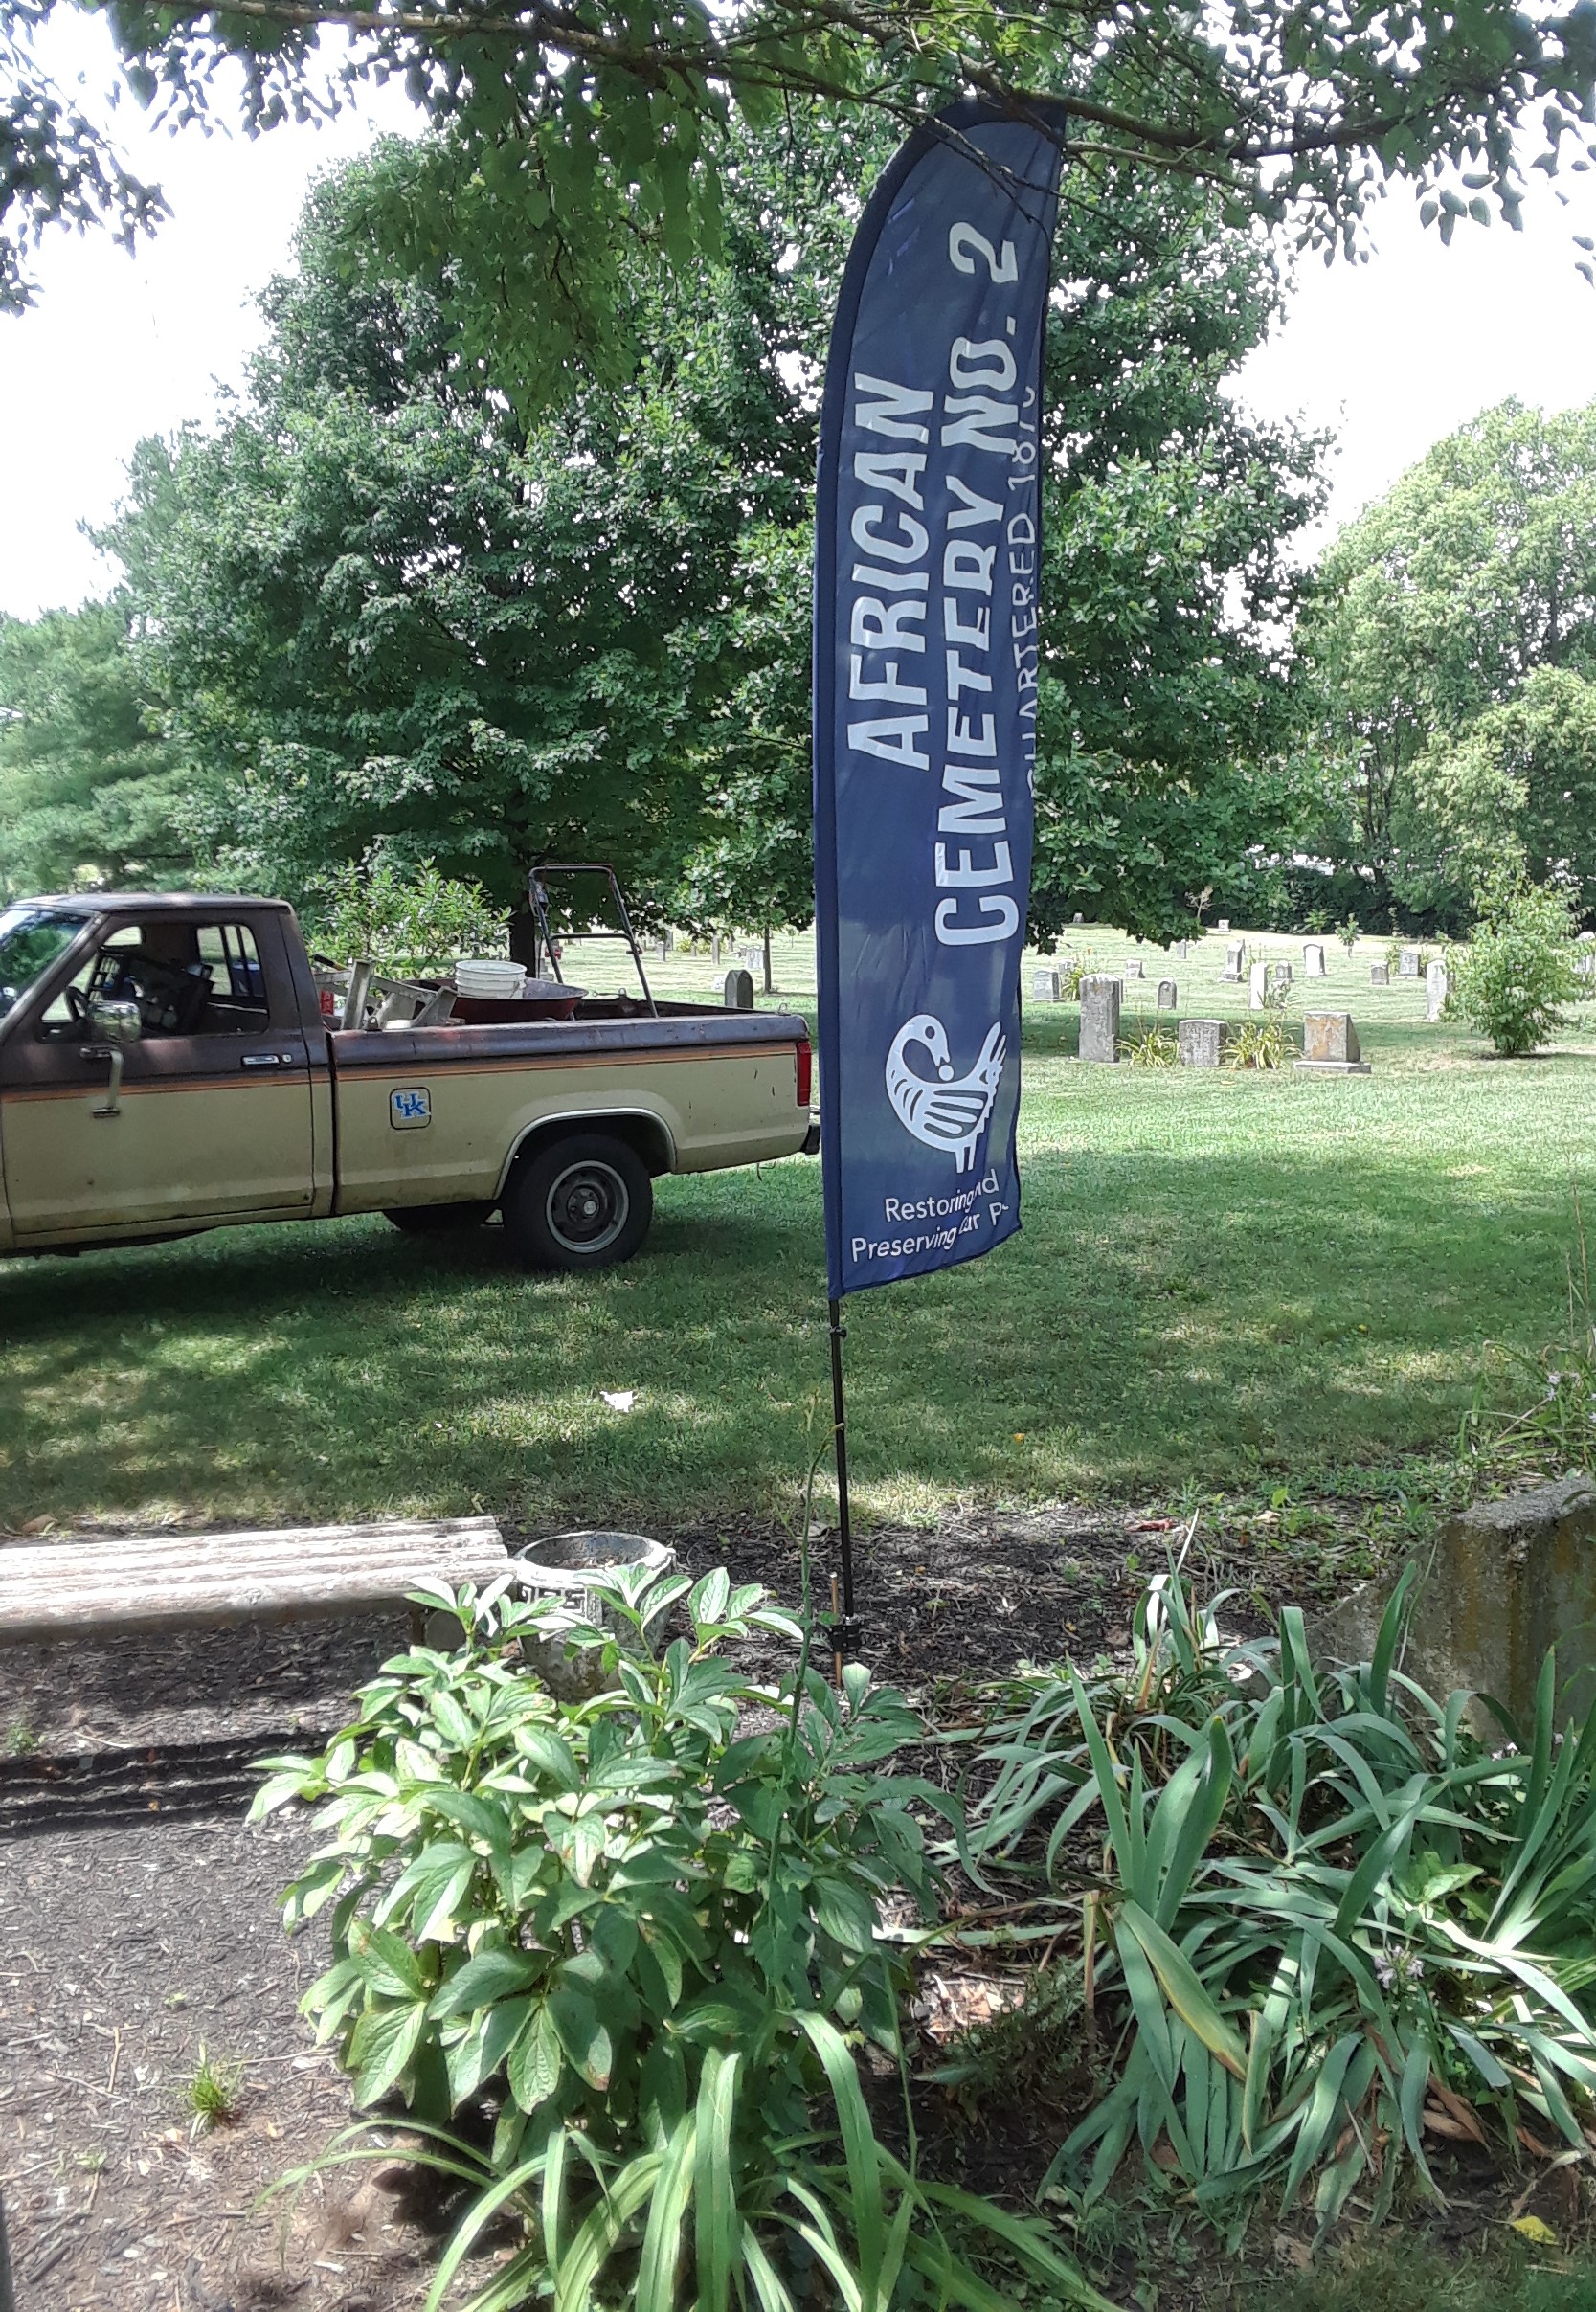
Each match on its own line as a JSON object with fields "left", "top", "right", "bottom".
{"left": 762, "top": 926, "right": 773, "bottom": 995}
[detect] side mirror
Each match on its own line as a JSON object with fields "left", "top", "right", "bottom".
{"left": 88, "top": 999, "right": 142, "bottom": 1050}
{"left": 85, "top": 998, "right": 142, "bottom": 1117}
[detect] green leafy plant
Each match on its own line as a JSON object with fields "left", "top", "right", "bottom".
{"left": 309, "top": 853, "right": 507, "bottom": 976}
{"left": 1228, "top": 1009, "right": 1292, "bottom": 1069}
{"left": 1058, "top": 953, "right": 1094, "bottom": 1000}
{"left": 1337, "top": 914, "right": 1360, "bottom": 955}
{"left": 4, "top": 1718, "right": 37, "bottom": 1757}
{"left": 958, "top": 1564, "right": 1596, "bottom": 2232}
{"left": 1122, "top": 1024, "right": 1177, "bottom": 1067}
{"left": 1451, "top": 871, "right": 1582, "bottom": 1058}
{"left": 256, "top": 1567, "right": 1112, "bottom": 2311}
{"left": 182, "top": 2045, "right": 243, "bottom": 2131}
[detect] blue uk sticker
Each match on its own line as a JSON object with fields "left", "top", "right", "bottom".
{"left": 390, "top": 1087, "right": 432, "bottom": 1130}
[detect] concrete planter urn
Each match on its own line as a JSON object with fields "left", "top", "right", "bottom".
{"left": 514, "top": 1529, "right": 676, "bottom": 1698}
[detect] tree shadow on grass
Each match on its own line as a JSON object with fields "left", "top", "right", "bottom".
{"left": 0, "top": 1139, "right": 1576, "bottom": 1532}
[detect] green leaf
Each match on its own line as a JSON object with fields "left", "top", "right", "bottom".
{"left": 430, "top": 1943, "right": 540, "bottom": 2019}
{"left": 506, "top": 2000, "right": 564, "bottom": 2112}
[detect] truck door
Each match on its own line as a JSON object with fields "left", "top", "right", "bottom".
{"left": 0, "top": 911, "right": 316, "bottom": 1241}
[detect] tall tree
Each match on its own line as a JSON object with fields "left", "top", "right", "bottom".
{"left": 107, "top": 138, "right": 813, "bottom": 948}
{"left": 683, "top": 156, "right": 1328, "bottom": 945}
{"left": 0, "top": 597, "right": 191, "bottom": 896}
{"left": 1302, "top": 398, "right": 1596, "bottom": 926}
{"left": 11, "top": 0, "right": 1596, "bottom": 404}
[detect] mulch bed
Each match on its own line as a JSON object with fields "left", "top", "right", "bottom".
{"left": 0, "top": 1498, "right": 1389, "bottom": 2312}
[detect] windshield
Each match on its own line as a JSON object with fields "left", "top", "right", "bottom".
{"left": 0, "top": 906, "right": 86, "bottom": 1021}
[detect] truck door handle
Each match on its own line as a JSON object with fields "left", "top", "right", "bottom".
{"left": 241, "top": 1051, "right": 296, "bottom": 1069}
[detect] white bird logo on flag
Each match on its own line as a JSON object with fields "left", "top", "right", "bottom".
{"left": 885, "top": 1014, "right": 1006, "bottom": 1173}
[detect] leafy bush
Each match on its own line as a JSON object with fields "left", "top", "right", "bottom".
{"left": 309, "top": 852, "right": 507, "bottom": 975}
{"left": 959, "top": 1566, "right": 1596, "bottom": 2231}
{"left": 256, "top": 1567, "right": 1108, "bottom": 2311}
{"left": 1228, "top": 1012, "right": 1291, "bottom": 1069}
{"left": 1122, "top": 1023, "right": 1177, "bottom": 1067}
{"left": 1337, "top": 914, "right": 1360, "bottom": 955}
{"left": 1451, "top": 872, "right": 1581, "bottom": 1057}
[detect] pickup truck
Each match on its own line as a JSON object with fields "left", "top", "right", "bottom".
{"left": 0, "top": 893, "right": 815, "bottom": 1269}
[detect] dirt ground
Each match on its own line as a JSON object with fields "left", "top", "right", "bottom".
{"left": 0, "top": 1500, "right": 1380, "bottom": 2312}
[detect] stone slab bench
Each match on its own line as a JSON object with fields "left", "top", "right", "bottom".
{"left": 0, "top": 1517, "right": 511, "bottom": 1645}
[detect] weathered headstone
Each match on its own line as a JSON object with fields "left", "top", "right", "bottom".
{"left": 1217, "top": 918, "right": 1230, "bottom": 934}
{"left": 1157, "top": 978, "right": 1178, "bottom": 1010}
{"left": 1174, "top": 940, "right": 1189, "bottom": 960}
{"left": 1124, "top": 958, "right": 1144, "bottom": 979}
{"left": 1426, "top": 959, "right": 1450, "bottom": 1021}
{"left": 1031, "top": 967, "right": 1061, "bottom": 1002}
{"left": 1072, "top": 911, "right": 1084, "bottom": 925}
{"left": 1223, "top": 938, "right": 1246, "bottom": 982}
{"left": 723, "top": 967, "right": 754, "bottom": 1011}
{"left": 1270, "top": 960, "right": 1293, "bottom": 990}
{"left": 1078, "top": 976, "right": 1120, "bottom": 1064}
{"left": 1369, "top": 961, "right": 1389, "bottom": 986}
{"left": 1294, "top": 1011, "right": 1370, "bottom": 1075}
{"left": 1248, "top": 960, "right": 1270, "bottom": 1010}
{"left": 1303, "top": 941, "right": 1326, "bottom": 977}
{"left": 1398, "top": 946, "right": 1422, "bottom": 978}
{"left": 1313, "top": 1475, "right": 1596, "bottom": 1728}
{"left": 1178, "top": 1018, "right": 1225, "bottom": 1066}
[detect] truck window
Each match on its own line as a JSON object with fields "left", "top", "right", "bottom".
{"left": 38, "top": 920, "right": 272, "bottom": 1039}
{"left": 0, "top": 906, "right": 83, "bottom": 1021}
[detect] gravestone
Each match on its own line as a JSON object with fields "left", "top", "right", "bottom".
{"left": 1157, "top": 978, "right": 1178, "bottom": 1010}
{"left": 1178, "top": 1019, "right": 1225, "bottom": 1066}
{"left": 1031, "top": 967, "right": 1061, "bottom": 1002}
{"left": 1294, "top": 1011, "right": 1370, "bottom": 1076}
{"left": 1223, "top": 938, "right": 1246, "bottom": 982}
{"left": 1313, "top": 1475, "right": 1596, "bottom": 1729}
{"left": 1426, "top": 959, "right": 1450, "bottom": 1021}
{"left": 1269, "top": 961, "right": 1293, "bottom": 990}
{"left": 1073, "top": 911, "right": 1084, "bottom": 925}
{"left": 1248, "top": 960, "right": 1270, "bottom": 1010}
{"left": 1174, "top": 940, "right": 1189, "bottom": 960}
{"left": 1398, "top": 947, "right": 1422, "bottom": 978}
{"left": 1217, "top": 918, "right": 1230, "bottom": 934}
{"left": 1369, "top": 961, "right": 1389, "bottom": 986}
{"left": 1078, "top": 976, "right": 1120, "bottom": 1064}
{"left": 1124, "top": 958, "right": 1144, "bottom": 979}
{"left": 723, "top": 968, "right": 754, "bottom": 1011}
{"left": 1303, "top": 942, "right": 1326, "bottom": 977}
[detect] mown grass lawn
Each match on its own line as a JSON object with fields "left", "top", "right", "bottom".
{"left": 1, "top": 924, "right": 1592, "bottom": 1533}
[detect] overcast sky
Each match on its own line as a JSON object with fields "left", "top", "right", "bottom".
{"left": 5, "top": 15, "right": 1596, "bottom": 621}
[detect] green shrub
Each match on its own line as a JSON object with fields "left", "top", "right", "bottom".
{"left": 1451, "top": 872, "right": 1581, "bottom": 1057}
{"left": 1228, "top": 1010, "right": 1291, "bottom": 1069}
{"left": 1122, "top": 1023, "right": 1177, "bottom": 1067}
{"left": 256, "top": 1567, "right": 1109, "bottom": 2311}
{"left": 958, "top": 1566, "right": 1596, "bottom": 2232}
{"left": 309, "top": 852, "right": 506, "bottom": 975}
{"left": 1337, "top": 914, "right": 1360, "bottom": 955}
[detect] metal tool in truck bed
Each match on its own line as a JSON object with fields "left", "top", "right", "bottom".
{"left": 0, "top": 877, "right": 815, "bottom": 1269}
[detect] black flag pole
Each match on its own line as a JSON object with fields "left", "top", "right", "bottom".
{"left": 827, "top": 1296, "right": 861, "bottom": 1658}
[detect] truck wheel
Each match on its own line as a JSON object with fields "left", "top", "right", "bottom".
{"left": 385, "top": 1202, "right": 497, "bottom": 1234}
{"left": 505, "top": 1134, "right": 652, "bottom": 1271}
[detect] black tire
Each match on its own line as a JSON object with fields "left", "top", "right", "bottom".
{"left": 503, "top": 1134, "right": 653, "bottom": 1271}
{"left": 384, "top": 1201, "right": 497, "bottom": 1234}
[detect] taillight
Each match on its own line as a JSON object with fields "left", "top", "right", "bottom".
{"left": 796, "top": 1037, "right": 813, "bottom": 1110}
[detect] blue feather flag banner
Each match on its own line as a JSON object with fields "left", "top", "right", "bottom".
{"left": 813, "top": 99, "right": 1067, "bottom": 1301}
